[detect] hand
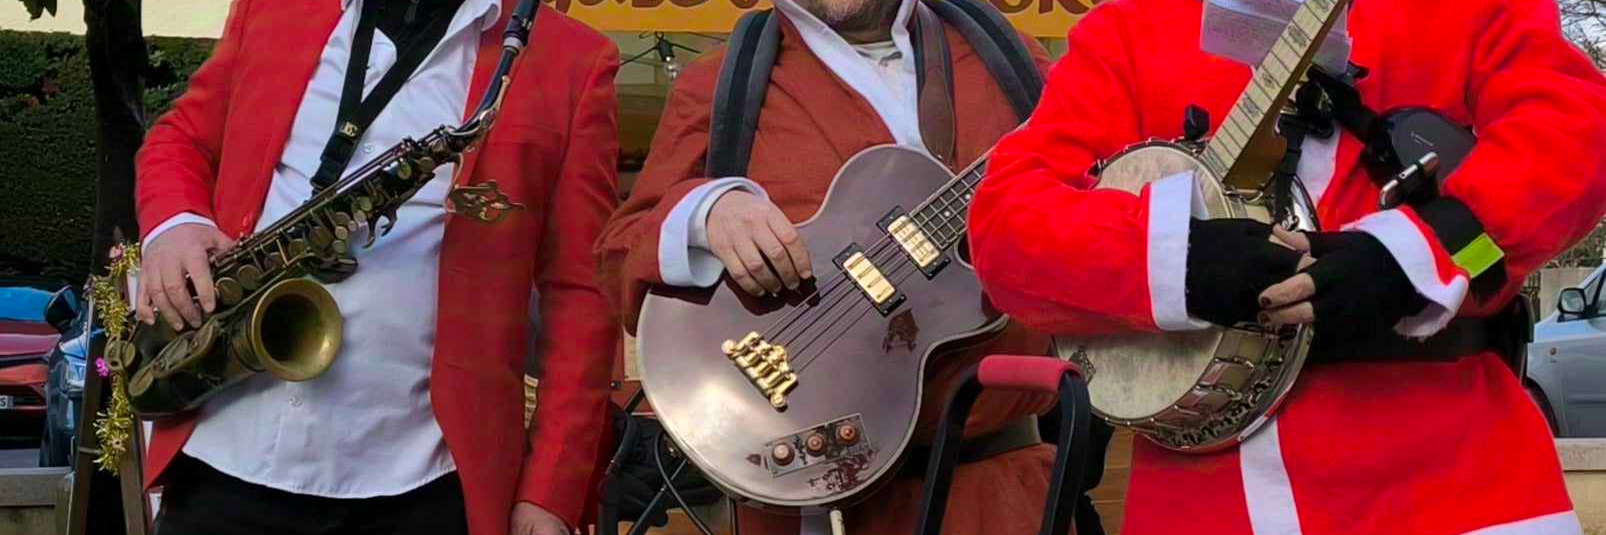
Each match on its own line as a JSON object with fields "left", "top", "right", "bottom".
{"left": 1259, "top": 228, "right": 1427, "bottom": 339}
{"left": 137, "top": 224, "right": 235, "bottom": 331}
{"left": 1184, "top": 219, "right": 1303, "bottom": 327}
{"left": 512, "top": 502, "right": 570, "bottom": 535}
{"left": 705, "top": 190, "right": 812, "bottom": 296}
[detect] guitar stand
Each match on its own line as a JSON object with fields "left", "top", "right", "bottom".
{"left": 597, "top": 391, "right": 721, "bottom": 535}
{"left": 913, "top": 356, "right": 1092, "bottom": 535}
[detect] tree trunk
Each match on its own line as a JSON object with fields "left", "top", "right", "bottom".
{"left": 73, "top": 1, "right": 146, "bottom": 535}
{"left": 85, "top": 0, "right": 145, "bottom": 272}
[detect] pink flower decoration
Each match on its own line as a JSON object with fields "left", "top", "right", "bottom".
{"left": 95, "top": 358, "right": 110, "bottom": 377}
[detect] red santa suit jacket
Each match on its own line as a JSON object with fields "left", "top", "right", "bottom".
{"left": 970, "top": 0, "right": 1606, "bottom": 534}
{"left": 133, "top": 1, "right": 620, "bottom": 533}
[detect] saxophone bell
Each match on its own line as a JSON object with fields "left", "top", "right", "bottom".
{"left": 127, "top": 277, "right": 342, "bottom": 418}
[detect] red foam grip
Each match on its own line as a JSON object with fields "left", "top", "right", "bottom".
{"left": 976, "top": 355, "right": 1082, "bottom": 394}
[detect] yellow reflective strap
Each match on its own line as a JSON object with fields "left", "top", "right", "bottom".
{"left": 1452, "top": 233, "right": 1504, "bottom": 279}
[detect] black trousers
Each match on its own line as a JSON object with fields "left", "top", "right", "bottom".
{"left": 155, "top": 455, "right": 469, "bottom": 535}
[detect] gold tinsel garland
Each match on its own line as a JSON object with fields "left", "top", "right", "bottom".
{"left": 87, "top": 243, "right": 140, "bottom": 475}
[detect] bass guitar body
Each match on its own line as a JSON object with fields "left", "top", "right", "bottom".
{"left": 635, "top": 145, "right": 1005, "bottom": 513}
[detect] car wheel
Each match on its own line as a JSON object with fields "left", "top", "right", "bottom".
{"left": 1526, "top": 383, "right": 1560, "bottom": 437}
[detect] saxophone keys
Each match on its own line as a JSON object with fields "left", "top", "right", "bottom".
{"left": 331, "top": 211, "right": 354, "bottom": 230}
{"left": 286, "top": 238, "right": 310, "bottom": 260}
{"left": 330, "top": 239, "right": 349, "bottom": 254}
{"left": 190, "top": 320, "right": 220, "bottom": 358}
{"left": 235, "top": 264, "right": 263, "bottom": 291}
{"left": 415, "top": 157, "right": 437, "bottom": 174}
{"left": 215, "top": 277, "right": 244, "bottom": 306}
{"left": 308, "top": 225, "right": 334, "bottom": 250}
{"left": 263, "top": 252, "right": 286, "bottom": 272}
{"left": 355, "top": 196, "right": 374, "bottom": 213}
{"left": 329, "top": 256, "right": 358, "bottom": 275}
{"left": 386, "top": 160, "right": 414, "bottom": 180}
{"left": 104, "top": 340, "right": 135, "bottom": 373}
{"left": 127, "top": 365, "right": 154, "bottom": 398}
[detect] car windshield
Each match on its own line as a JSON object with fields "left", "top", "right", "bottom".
{"left": 0, "top": 287, "right": 55, "bottom": 323}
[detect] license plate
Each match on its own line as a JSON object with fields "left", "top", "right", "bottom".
{"left": 0, "top": 396, "right": 15, "bottom": 409}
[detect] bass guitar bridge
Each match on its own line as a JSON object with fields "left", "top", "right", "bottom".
{"left": 722, "top": 332, "right": 799, "bottom": 410}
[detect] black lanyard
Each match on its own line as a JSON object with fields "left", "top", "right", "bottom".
{"left": 311, "top": 0, "right": 460, "bottom": 191}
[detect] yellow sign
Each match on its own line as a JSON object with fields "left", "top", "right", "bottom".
{"left": 542, "top": 0, "right": 1100, "bottom": 37}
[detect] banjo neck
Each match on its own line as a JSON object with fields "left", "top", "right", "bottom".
{"left": 1199, "top": 0, "right": 1354, "bottom": 190}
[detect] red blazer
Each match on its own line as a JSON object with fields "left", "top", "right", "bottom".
{"left": 133, "top": 1, "right": 621, "bottom": 533}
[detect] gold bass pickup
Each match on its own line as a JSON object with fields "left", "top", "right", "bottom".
{"left": 878, "top": 207, "right": 949, "bottom": 279}
{"left": 722, "top": 332, "right": 799, "bottom": 410}
{"left": 834, "top": 244, "right": 905, "bottom": 316}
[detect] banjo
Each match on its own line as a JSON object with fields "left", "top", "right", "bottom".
{"left": 1053, "top": 0, "right": 1351, "bottom": 452}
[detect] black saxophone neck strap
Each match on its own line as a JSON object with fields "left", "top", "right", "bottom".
{"left": 310, "top": 0, "right": 459, "bottom": 191}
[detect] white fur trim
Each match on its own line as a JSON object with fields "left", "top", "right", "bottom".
{"left": 1461, "top": 511, "right": 1583, "bottom": 535}
{"left": 1241, "top": 418, "right": 1303, "bottom": 535}
{"left": 1344, "top": 209, "right": 1468, "bottom": 338}
{"left": 1148, "top": 171, "right": 1213, "bottom": 331}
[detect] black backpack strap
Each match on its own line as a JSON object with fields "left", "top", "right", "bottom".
{"left": 926, "top": 0, "right": 1044, "bottom": 122}
{"left": 706, "top": 9, "right": 783, "bottom": 178}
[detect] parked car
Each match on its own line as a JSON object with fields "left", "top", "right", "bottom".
{"left": 1528, "top": 265, "right": 1606, "bottom": 437}
{"left": 0, "top": 277, "right": 72, "bottom": 445}
{"left": 41, "top": 282, "right": 93, "bottom": 467}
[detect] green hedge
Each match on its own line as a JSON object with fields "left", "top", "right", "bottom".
{"left": 0, "top": 30, "right": 214, "bottom": 282}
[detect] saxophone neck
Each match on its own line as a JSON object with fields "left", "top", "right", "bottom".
{"left": 447, "top": 0, "right": 537, "bottom": 146}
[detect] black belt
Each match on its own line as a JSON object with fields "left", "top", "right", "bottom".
{"left": 896, "top": 416, "right": 1042, "bottom": 480}
{"left": 1308, "top": 299, "right": 1531, "bottom": 374}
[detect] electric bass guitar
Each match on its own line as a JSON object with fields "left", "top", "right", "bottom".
{"left": 635, "top": 145, "right": 1007, "bottom": 513}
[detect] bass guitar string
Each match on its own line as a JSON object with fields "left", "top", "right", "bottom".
{"left": 789, "top": 184, "right": 986, "bottom": 373}
{"left": 787, "top": 176, "right": 984, "bottom": 372}
{"left": 759, "top": 163, "right": 984, "bottom": 346}
{"left": 783, "top": 187, "right": 979, "bottom": 368}
{"left": 768, "top": 162, "right": 986, "bottom": 353}
{"left": 790, "top": 240, "right": 931, "bottom": 374}
{"left": 768, "top": 194, "right": 957, "bottom": 347}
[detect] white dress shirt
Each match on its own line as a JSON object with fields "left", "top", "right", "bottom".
{"left": 657, "top": 0, "right": 922, "bottom": 288}
{"left": 144, "top": 0, "right": 502, "bottom": 498}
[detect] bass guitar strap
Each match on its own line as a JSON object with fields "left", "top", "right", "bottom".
{"left": 707, "top": 0, "right": 1043, "bottom": 177}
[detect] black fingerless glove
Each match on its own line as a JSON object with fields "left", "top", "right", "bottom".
{"left": 1300, "top": 231, "right": 1429, "bottom": 343}
{"left": 1185, "top": 219, "right": 1303, "bottom": 327}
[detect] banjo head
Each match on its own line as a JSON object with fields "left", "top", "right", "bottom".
{"left": 1052, "top": 142, "right": 1311, "bottom": 451}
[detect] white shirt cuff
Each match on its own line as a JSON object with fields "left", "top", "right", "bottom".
{"left": 658, "top": 177, "right": 768, "bottom": 287}
{"left": 142, "top": 213, "right": 219, "bottom": 250}
{"left": 1147, "top": 171, "right": 1214, "bottom": 332}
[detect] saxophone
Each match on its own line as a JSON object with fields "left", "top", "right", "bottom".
{"left": 111, "top": 0, "right": 543, "bottom": 419}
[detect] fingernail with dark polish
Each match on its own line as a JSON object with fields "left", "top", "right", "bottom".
{"left": 1258, "top": 313, "right": 1270, "bottom": 325}
{"left": 1259, "top": 296, "right": 1272, "bottom": 307}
